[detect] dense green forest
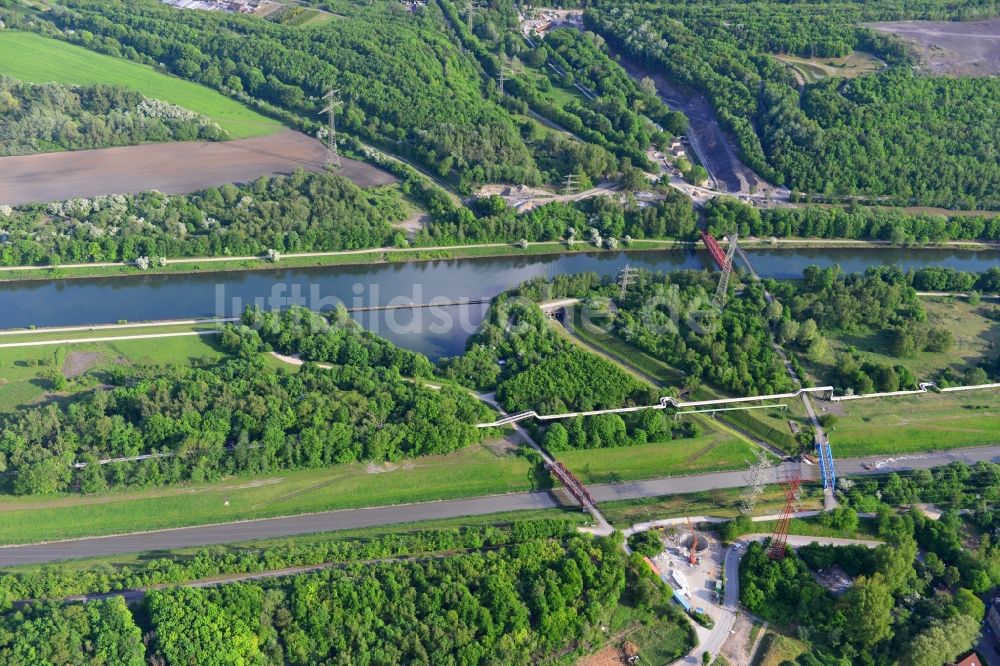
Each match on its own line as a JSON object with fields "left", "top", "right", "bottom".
{"left": 0, "top": 171, "right": 405, "bottom": 266}
{"left": 0, "top": 75, "right": 225, "bottom": 156}
{"left": 440, "top": 289, "right": 657, "bottom": 410}
{"left": 0, "top": 307, "right": 490, "bottom": 495}
{"left": 435, "top": 0, "right": 684, "bottom": 177}
{"left": 586, "top": 0, "right": 1000, "bottom": 207}
{"left": 613, "top": 270, "right": 794, "bottom": 395}
{"left": 0, "top": 530, "right": 695, "bottom": 665}
{"left": 0, "top": 597, "right": 144, "bottom": 666}
{"left": 740, "top": 460, "right": 1000, "bottom": 664}
{"left": 0, "top": 519, "right": 575, "bottom": 603}
{"left": 145, "top": 535, "right": 625, "bottom": 665}
{"left": 440, "top": 286, "right": 705, "bottom": 449}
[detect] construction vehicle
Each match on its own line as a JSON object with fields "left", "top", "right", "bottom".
{"left": 686, "top": 517, "right": 700, "bottom": 565}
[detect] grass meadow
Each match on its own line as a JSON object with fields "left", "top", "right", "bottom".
{"left": 560, "top": 433, "right": 759, "bottom": 485}
{"left": 0, "top": 444, "right": 541, "bottom": 545}
{"left": 0, "top": 324, "right": 228, "bottom": 413}
{"left": 0, "top": 31, "right": 283, "bottom": 139}
{"left": 826, "top": 389, "right": 1000, "bottom": 457}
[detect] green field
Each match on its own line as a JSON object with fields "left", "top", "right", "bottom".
{"left": 828, "top": 389, "right": 1000, "bottom": 457}
{"left": 560, "top": 433, "right": 758, "bottom": 485}
{"left": 0, "top": 31, "right": 283, "bottom": 139}
{"left": 807, "top": 297, "right": 1000, "bottom": 384}
{"left": 628, "top": 618, "right": 693, "bottom": 665}
{"left": 746, "top": 516, "right": 877, "bottom": 540}
{"left": 689, "top": 386, "right": 803, "bottom": 453}
{"left": 0, "top": 443, "right": 542, "bottom": 545}
{"left": 270, "top": 5, "right": 337, "bottom": 27}
{"left": 0, "top": 324, "right": 229, "bottom": 413}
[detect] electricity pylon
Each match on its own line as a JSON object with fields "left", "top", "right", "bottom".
{"left": 739, "top": 448, "right": 772, "bottom": 515}
{"left": 618, "top": 264, "right": 639, "bottom": 301}
{"left": 320, "top": 89, "right": 342, "bottom": 170}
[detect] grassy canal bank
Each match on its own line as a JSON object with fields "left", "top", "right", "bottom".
{"left": 1, "top": 238, "right": 997, "bottom": 284}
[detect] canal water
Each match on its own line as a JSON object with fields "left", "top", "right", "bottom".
{"left": 1, "top": 247, "right": 997, "bottom": 359}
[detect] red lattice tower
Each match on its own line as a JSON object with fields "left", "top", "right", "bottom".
{"left": 768, "top": 468, "right": 802, "bottom": 561}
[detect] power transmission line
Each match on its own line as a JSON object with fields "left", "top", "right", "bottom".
{"left": 563, "top": 173, "right": 579, "bottom": 195}
{"left": 466, "top": 0, "right": 482, "bottom": 30}
{"left": 618, "top": 264, "right": 639, "bottom": 301}
{"left": 320, "top": 88, "right": 342, "bottom": 170}
{"left": 497, "top": 65, "right": 515, "bottom": 96}
{"left": 740, "top": 448, "right": 773, "bottom": 515}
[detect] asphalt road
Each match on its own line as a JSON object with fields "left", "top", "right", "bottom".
{"left": 0, "top": 492, "right": 562, "bottom": 566}
{"left": 1, "top": 446, "right": 997, "bottom": 567}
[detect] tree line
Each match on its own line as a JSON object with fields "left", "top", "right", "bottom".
{"left": 0, "top": 170, "right": 404, "bottom": 266}
{"left": 419, "top": 187, "right": 697, "bottom": 246}
{"left": 0, "top": 75, "right": 225, "bottom": 156}
{"left": 705, "top": 198, "right": 1000, "bottom": 243}
{"left": 0, "top": 168, "right": 699, "bottom": 267}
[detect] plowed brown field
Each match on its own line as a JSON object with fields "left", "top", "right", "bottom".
{"left": 0, "top": 130, "right": 395, "bottom": 205}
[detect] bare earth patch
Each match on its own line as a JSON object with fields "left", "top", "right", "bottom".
{"left": 720, "top": 613, "right": 757, "bottom": 666}
{"left": 223, "top": 478, "right": 285, "bottom": 491}
{"left": 869, "top": 19, "right": 1000, "bottom": 76}
{"left": 812, "top": 564, "right": 853, "bottom": 595}
{"left": 365, "top": 462, "right": 399, "bottom": 474}
{"left": 393, "top": 212, "right": 428, "bottom": 238}
{"left": 62, "top": 351, "right": 104, "bottom": 378}
{"left": 484, "top": 434, "right": 521, "bottom": 457}
{"left": 576, "top": 644, "right": 626, "bottom": 666}
{"left": 0, "top": 130, "right": 396, "bottom": 206}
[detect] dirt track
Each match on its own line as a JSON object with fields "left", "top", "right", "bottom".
{"left": 0, "top": 130, "right": 396, "bottom": 205}
{"left": 870, "top": 19, "right": 1000, "bottom": 76}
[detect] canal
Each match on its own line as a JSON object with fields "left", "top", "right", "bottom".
{"left": 1, "top": 247, "right": 997, "bottom": 359}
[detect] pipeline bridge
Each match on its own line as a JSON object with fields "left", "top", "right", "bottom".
{"left": 702, "top": 229, "right": 837, "bottom": 494}
{"left": 477, "top": 386, "right": 839, "bottom": 428}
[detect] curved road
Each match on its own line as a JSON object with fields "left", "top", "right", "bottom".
{"left": 696, "top": 534, "right": 881, "bottom": 664}
{"left": 0, "top": 445, "right": 997, "bottom": 566}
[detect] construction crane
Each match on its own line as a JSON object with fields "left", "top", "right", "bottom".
{"left": 768, "top": 467, "right": 803, "bottom": 560}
